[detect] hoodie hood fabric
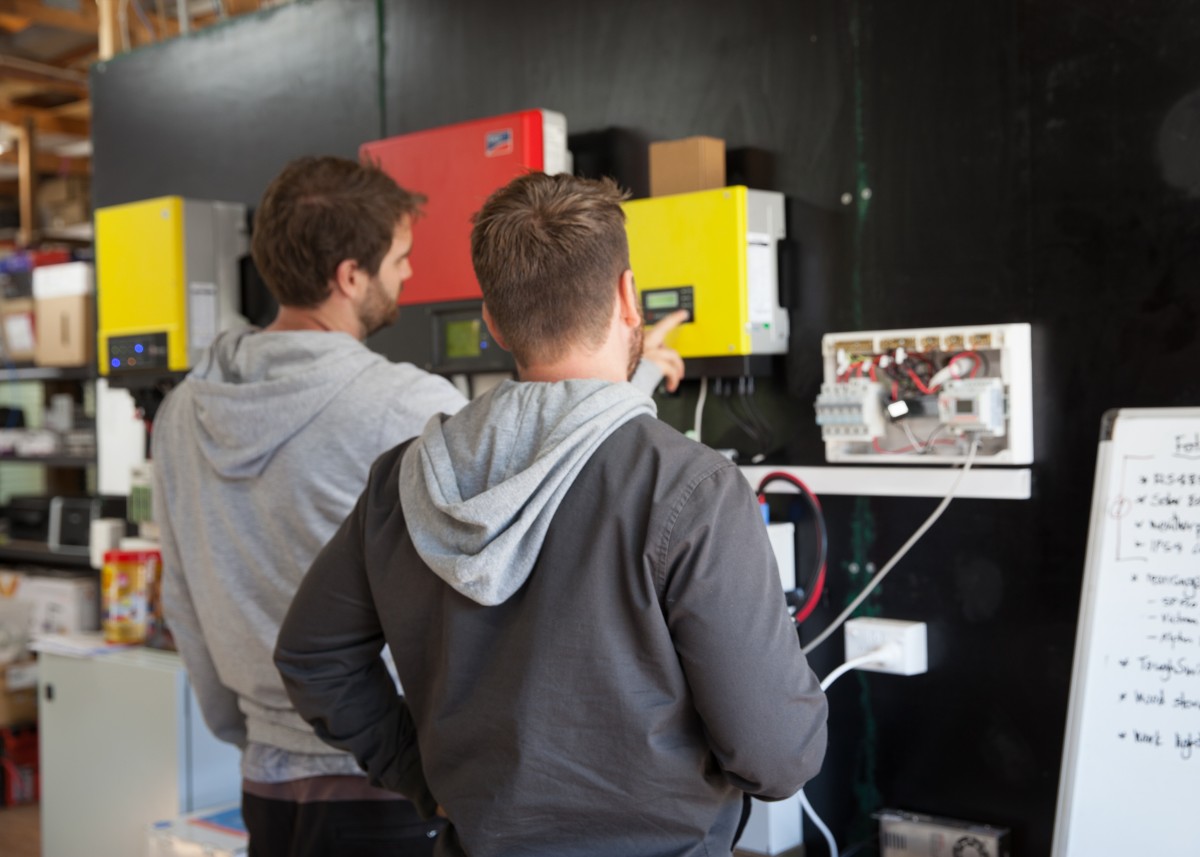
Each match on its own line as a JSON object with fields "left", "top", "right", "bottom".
{"left": 185, "top": 327, "right": 383, "bottom": 479}
{"left": 399, "top": 379, "right": 656, "bottom": 606}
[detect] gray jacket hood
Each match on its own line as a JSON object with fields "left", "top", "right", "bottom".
{"left": 399, "top": 379, "right": 656, "bottom": 606}
{"left": 185, "top": 327, "right": 383, "bottom": 479}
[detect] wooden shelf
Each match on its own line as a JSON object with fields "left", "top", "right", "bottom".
{"left": 0, "top": 455, "right": 95, "bottom": 468}
{"left": 0, "top": 365, "right": 96, "bottom": 382}
{"left": 0, "top": 539, "right": 92, "bottom": 569}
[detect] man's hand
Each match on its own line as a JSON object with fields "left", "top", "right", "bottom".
{"left": 642, "top": 310, "right": 688, "bottom": 392}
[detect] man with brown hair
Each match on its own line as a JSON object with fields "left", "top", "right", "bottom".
{"left": 153, "top": 155, "right": 465, "bottom": 856}
{"left": 276, "top": 172, "right": 828, "bottom": 856}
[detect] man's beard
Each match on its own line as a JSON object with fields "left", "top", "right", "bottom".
{"left": 626, "top": 321, "right": 643, "bottom": 381}
{"left": 358, "top": 276, "right": 400, "bottom": 338}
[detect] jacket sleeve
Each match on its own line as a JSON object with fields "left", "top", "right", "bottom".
{"left": 659, "top": 462, "right": 828, "bottom": 799}
{"left": 154, "top": 450, "right": 248, "bottom": 749}
{"left": 274, "top": 457, "right": 437, "bottom": 818}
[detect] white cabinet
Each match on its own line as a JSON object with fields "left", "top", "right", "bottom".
{"left": 38, "top": 648, "right": 241, "bottom": 857}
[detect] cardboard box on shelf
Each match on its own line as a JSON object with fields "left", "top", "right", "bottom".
{"left": 0, "top": 662, "right": 37, "bottom": 729}
{"left": 33, "top": 262, "right": 94, "bottom": 367}
{"left": 0, "top": 297, "right": 35, "bottom": 362}
{"left": 0, "top": 570, "right": 99, "bottom": 637}
{"left": 649, "top": 136, "right": 726, "bottom": 197}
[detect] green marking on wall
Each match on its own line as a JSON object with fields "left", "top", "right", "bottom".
{"left": 848, "top": 496, "right": 883, "bottom": 838}
{"left": 851, "top": 671, "right": 884, "bottom": 844}
{"left": 849, "top": 0, "right": 871, "bottom": 329}
{"left": 375, "top": 0, "right": 388, "bottom": 138}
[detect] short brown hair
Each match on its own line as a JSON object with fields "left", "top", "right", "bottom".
{"left": 251, "top": 156, "right": 425, "bottom": 308}
{"left": 471, "top": 172, "right": 630, "bottom": 366}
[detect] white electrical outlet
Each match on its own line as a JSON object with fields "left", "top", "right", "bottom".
{"left": 817, "top": 322, "right": 1033, "bottom": 465}
{"left": 843, "top": 617, "right": 928, "bottom": 676}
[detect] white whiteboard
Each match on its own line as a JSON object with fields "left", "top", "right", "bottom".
{"left": 1052, "top": 408, "right": 1200, "bottom": 857}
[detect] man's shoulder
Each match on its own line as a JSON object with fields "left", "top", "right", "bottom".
{"left": 598, "top": 414, "right": 738, "bottom": 486}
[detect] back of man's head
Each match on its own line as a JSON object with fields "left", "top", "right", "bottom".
{"left": 471, "top": 172, "right": 630, "bottom": 367}
{"left": 251, "top": 156, "right": 425, "bottom": 309}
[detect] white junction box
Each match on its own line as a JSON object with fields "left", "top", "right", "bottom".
{"left": 766, "top": 523, "right": 796, "bottom": 591}
{"left": 844, "top": 617, "right": 928, "bottom": 676}
{"left": 877, "top": 808, "right": 1010, "bottom": 857}
{"left": 816, "top": 322, "right": 1033, "bottom": 465}
{"left": 740, "top": 793, "right": 802, "bottom": 856}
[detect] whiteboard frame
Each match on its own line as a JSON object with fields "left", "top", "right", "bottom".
{"left": 1051, "top": 407, "right": 1200, "bottom": 857}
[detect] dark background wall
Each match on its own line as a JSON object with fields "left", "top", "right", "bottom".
{"left": 90, "top": 1, "right": 1200, "bottom": 853}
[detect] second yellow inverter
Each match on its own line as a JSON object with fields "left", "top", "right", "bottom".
{"left": 96, "top": 196, "right": 247, "bottom": 380}
{"left": 623, "top": 186, "right": 789, "bottom": 359}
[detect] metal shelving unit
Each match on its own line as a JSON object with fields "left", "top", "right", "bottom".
{"left": 0, "top": 538, "right": 91, "bottom": 569}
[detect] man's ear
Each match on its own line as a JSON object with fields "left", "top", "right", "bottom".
{"left": 617, "top": 269, "right": 641, "bottom": 327}
{"left": 481, "top": 304, "right": 510, "bottom": 351}
{"left": 333, "top": 258, "right": 364, "bottom": 299}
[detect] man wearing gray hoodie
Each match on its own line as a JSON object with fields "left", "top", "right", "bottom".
{"left": 152, "top": 157, "right": 467, "bottom": 855}
{"left": 275, "top": 171, "right": 828, "bottom": 857}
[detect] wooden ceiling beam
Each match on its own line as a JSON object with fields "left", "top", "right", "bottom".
{"left": 50, "top": 41, "right": 100, "bottom": 69}
{"left": 0, "top": 106, "right": 88, "bottom": 137}
{"left": 0, "top": 12, "right": 31, "bottom": 32}
{"left": 0, "top": 54, "right": 87, "bottom": 94}
{"left": 0, "top": 0, "right": 97, "bottom": 34}
{"left": 0, "top": 145, "right": 89, "bottom": 177}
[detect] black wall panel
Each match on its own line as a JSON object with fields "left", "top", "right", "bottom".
{"left": 88, "top": 1, "right": 1200, "bottom": 854}
{"left": 382, "top": 0, "right": 856, "bottom": 208}
{"left": 90, "top": 0, "right": 382, "bottom": 208}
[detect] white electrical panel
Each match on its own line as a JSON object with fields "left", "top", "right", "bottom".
{"left": 817, "top": 322, "right": 1033, "bottom": 465}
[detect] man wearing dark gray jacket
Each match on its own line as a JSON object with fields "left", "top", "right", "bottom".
{"left": 275, "top": 172, "right": 827, "bottom": 857}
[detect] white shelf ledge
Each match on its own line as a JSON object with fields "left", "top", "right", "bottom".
{"left": 739, "top": 465, "right": 1032, "bottom": 500}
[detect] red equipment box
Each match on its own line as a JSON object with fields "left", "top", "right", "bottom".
{"left": 0, "top": 724, "right": 38, "bottom": 806}
{"left": 360, "top": 109, "right": 567, "bottom": 306}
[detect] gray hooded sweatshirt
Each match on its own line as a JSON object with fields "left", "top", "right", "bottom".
{"left": 154, "top": 327, "right": 467, "bottom": 780}
{"left": 277, "top": 377, "right": 828, "bottom": 856}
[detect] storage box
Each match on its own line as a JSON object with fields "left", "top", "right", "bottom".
{"left": 147, "top": 803, "right": 248, "bottom": 857}
{"left": 0, "top": 723, "right": 39, "bottom": 805}
{"left": 0, "top": 570, "right": 99, "bottom": 636}
{"left": 33, "top": 262, "right": 94, "bottom": 367}
{"left": 0, "top": 297, "right": 35, "bottom": 362}
{"left": 0, "top": 662, "right": 37, "bottom": 729}
{"left": 649, "top": 136, "right": 726, "bottom": 197}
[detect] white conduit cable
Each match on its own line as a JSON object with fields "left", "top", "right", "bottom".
{"left": 692, "top": 376, "right": 708, "bottom": 444}
{"left": 800, "top": 644, "right": 899, "bottom": 857}
{"left": 801, "top": 435, "right": 981, "bottom": 656}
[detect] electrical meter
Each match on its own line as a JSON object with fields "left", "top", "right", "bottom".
{"left": 96, "top": 196, "right": 247, "bottom": 382}
{"left": 624, "top": 186, "right": 789, "bottom": 362}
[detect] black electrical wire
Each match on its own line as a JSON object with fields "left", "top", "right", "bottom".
{"left": 741, "top": 376, "right": 775, "bottom": 453}
{"left": 719, "top": 386, "right": 766, "bottom": 450}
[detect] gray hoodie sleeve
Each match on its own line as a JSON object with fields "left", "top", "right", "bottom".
{"left": 660, "top": 462, "right": 828, "bottom": 799}
{"left": 274, "top": 460, "right": 437, "bottom": 818}
{"left": 154, "top": 448, "right": 248, "bottom": 749}
{"left": 629, "top": 358, "right": 665, "bottom": 395}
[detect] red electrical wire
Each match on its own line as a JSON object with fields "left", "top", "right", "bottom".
{"left": 756, "top": 471, "right": 827, "bottom": 625}
{"left": 948, "top": 351, "right": 982, "bottom": 379}
{"left": 905, "top": 368, "right": 935, "bottom": 394}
